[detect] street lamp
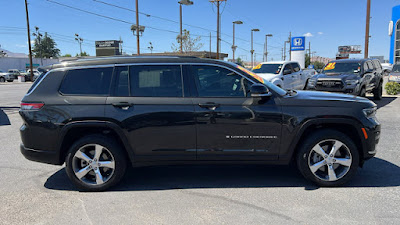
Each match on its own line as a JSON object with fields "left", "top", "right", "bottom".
{"left": 178, "top": 0, "right": 193, "bottom": 54}
{"left": 74, "top": 33, "right": 83, "bottom": 56}
{"left": 251, "top": 28, "right": 259, "bottom": 68}
{"left": 148, "top": 42, "right": 153, "bottom": 54}
{"left": 32, "top": 26, "right": 43, "bottom": 65}
{"left": 232, "top": 20, "right": 243, "bottom": 62}
{"left": 264, "top": 34, "right": 272, "bottom": 62}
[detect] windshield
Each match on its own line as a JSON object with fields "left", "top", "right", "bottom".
{"left": 235, "top": 65, "right": 287, "bottom": 96}
{"left": 323, "top": 62, "right": 361, "bottom": 75}
{"left": 392, "top": 64, "right": 400, "bottom": 72}
{"left": 252, "top": 64, "right": 283, "bottom": 74}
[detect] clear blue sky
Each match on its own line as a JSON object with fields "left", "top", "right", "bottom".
{"left": 0, "top": 0, "right": 398, "bottom": 61}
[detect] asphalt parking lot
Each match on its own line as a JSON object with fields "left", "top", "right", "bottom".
{"left": 0, "top": 82, "right": 399, "bottom": 224}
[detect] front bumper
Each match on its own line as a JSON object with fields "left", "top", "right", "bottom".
{"left": 307, "top": 84, "right": 360, "bottom": 94}
{"left": 361, "top": 121, "right": 381, "bottom": 161}
{"left": 20, "top": 144, "right": 62, "bottom": 165}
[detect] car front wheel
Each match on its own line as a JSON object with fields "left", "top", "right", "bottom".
{"left": 296, "top": 129, "right": 359, "bottom": 187}
{"left": 65, "top": 135, "right": 127, "bottom": 191}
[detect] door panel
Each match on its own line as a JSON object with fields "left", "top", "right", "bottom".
{"left": 188, "top": 65, "right": 282, "bottom": 161}
{"left": 282, "top": 64, "right": 294, "bottom": 89}
{"left": 105, "top": 65, "right": 196, "bottom": 162}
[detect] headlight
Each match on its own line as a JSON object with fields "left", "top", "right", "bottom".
{"left": 363, "top": 107, "right": 377, "bottom": 118}
{"left": 346, "top": 80, "right": 359, "bottom": 85}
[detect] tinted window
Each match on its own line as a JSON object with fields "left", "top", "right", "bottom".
{"left": 129, "top": 65, "right": 183, "bottom": 97}
{"left": 291, "top": 63, "right": 301, "bottom": 72}
{"left": 60, "top": 67, "right": 113, "bottom": 95}
{"left": 283, "top": 64, "right": 293, "bottom": 74}
{"left": 192, "top": 65, "right": 251, "bottom": 97}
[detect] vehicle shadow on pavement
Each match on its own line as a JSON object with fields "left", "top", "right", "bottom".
{"left": 44, "top": 157, "right": 400, "bottom": 192}
{"left": 368, "top": 96, "right": 397, "bottom": 109}
{"left": 0, "top": 109, "right": 11, "bottom": 126}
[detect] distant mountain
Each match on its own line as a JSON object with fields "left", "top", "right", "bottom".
{"left": 0, "top": 48, "right": 28, "bottom": 58}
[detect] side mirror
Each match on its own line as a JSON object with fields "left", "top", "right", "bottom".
{"left": 250, "top": 84, "right": 272, "bottom": 98}
{"left": 283, "top": 69, "right": 292, "bottom": 75}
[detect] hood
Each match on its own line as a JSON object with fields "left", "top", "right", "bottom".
{"left": 256, "top": 73, "right": 279, "bottom": 81}
{"left": 314, "top": 73, "right": 359, "bottom": 81}
{"left": 281, "top": 90, "right": 376, "bottom": 108}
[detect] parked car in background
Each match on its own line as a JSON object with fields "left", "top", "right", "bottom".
{"left": 252, "top": 61, "right": 315, "bottom": 90}
{"left": 388, "top": 64, "right": 400, "bottom": 83}
{"left": 20, "top": 56, "right": 380, "bottom": 191}
{"left": 381, "top": 63, "right": 393, "bottom": 76}
{"left": 306, "top": 59, "right": 383, "bottom": 100}
{"left": 0, "top": 70, "right": 11, "bottom": 82}
{"left": 7, "top": 69, "right": 20, "bottom": 80}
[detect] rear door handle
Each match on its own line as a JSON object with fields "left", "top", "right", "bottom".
{"left": 198, "top": 102, "right": 220, "bottom": 110}
{"left": 112, "top": 102, "right": 133, "bottom": 110}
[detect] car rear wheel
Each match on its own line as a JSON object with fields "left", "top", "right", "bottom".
{"left": 296, "top": 129, "right": 359, "bottom": 187}
{"left": 65, "top": 135, "right": 127, "bottom": 191}
{"left": 373, "top": 81, "right": 382, "bottom": 100}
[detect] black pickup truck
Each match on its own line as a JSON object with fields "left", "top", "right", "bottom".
{"left": 307, "top": 59, "right": 383, "bottom": 100}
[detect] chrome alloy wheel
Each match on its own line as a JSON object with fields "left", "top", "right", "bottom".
{"left": 72, "top": 144, "right": 115, "bottom": 185}
{"left": 308, "top": 139, "right": 352, "bottom": 182}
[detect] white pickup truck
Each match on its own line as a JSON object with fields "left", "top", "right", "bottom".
{"left": 252, "top": 61, "right": 316, "bottom": 90}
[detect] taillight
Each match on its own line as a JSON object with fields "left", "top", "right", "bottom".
{"left": 20, "top": 102, "right": 44, "bottom": 110}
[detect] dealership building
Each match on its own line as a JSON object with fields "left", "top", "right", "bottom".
{"left": 389, "top": 5, "right": 400, "bottom": 64}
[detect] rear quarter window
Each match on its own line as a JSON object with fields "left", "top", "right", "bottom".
{"left": 59, "top": 67, "right": 113, "bottom": 95}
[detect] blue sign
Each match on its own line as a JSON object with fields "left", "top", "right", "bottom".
{"left": 291, "top": 36, "right": 305, "bottom": 51}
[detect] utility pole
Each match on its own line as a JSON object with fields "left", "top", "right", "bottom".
{"left": 232, "top": 20, "right": 243, "bottom": 62}
{"left": 209, "top": 32, "right": 212, "bottom": 58}
{"left": 136, "top": 0, "right": 140, "bottom": 55}
{"left": 210, "top": 0, "right": 226, "bottom": 60}
{"left": 25, "top": 0, "right": 34, "bottom": 81}
{"left": 364, "top": 0, "right": 371, "bottom": 58}
{"left": 283, "top": 41, "right": 287, "bottom": 61}
{"left": 309, "top": 42, "right": 311, "bottom": 64}
{"left": 265, "top": 34, "right": 272, "bottom": 62}
{"left": 281, "top": 48, "right": 284, "bottom": 61}
{"left": 179, "top": 0, "right": 194, "bottom": 54}
{"left": 289, "top": 32, "right": 292, "bottom": 61}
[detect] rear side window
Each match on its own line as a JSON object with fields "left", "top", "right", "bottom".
{"left": 59, "top": 67, "right": 113, "bottom": 95}
{"left": 129, "top": 65, "right": 183, "bottom": 97}
{"left": 27, "top": 72, "right": 47, "bottom": 94}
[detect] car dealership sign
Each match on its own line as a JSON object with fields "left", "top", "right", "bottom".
{"left": 291, "top": 36, "right": 305, "bottom": 51}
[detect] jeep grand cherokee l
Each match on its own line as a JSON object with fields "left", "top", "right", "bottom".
{"left": 306, "top": 59, "right": 383, "bottom": 100}
{"left": 20, "top": 56, "right": 380, "bottom": 191}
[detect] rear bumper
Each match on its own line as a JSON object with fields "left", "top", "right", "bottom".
{"left": 20, "top": 144, "right": 62, "bottom": 165}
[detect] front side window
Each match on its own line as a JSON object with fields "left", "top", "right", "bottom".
{"left": 59, "top": 67, "right": 113, "bottom": 95}
{"left": 283, "top": 64, "right": 293, "bottom": 75}
{"left": 291, "top": 63, "right": 301, "bottom": 72}
{"left": 192, "top": 65, "right": 251, "bottom": 97}
{"left": 129, "top": 65, "right": 183, "bottom": 97}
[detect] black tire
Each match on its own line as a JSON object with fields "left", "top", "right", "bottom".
{"left": 296, "top": 129, "right": 359, "bottom": 187}
{"left": 373, "top": 81, "right": 383, "bottom": 100}
{"left": 7, "top": 79, "right": 13, "bottom": 82}
{"left": 65, "top": 135, "right": 127, "bottom": 191}
{"left": 358, "top": 87, "right": 366, "bottom": 97}
{"left": 303, "top": 79, "right": 309, "bottom": 90}
{"left": 0, "top": 77, "right": 5, "bottom": 83}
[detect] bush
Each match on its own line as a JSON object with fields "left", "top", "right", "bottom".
{"left": 385, "top": 82, "right": 400, "bottom": 95}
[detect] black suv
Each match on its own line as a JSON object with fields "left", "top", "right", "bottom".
{"left": 307, "top": 59, "right": 383, "bottom": 100}
{"left": 20, "top": 56, "right": 380, "bottom": 191}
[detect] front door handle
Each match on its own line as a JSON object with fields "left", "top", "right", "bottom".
{"left": 198, "top": 102, "right": 220, "bottom": 110}
{"left": 112, "top": 102, "right": 133, "bottom": 110}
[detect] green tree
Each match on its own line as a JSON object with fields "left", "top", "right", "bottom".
{"left": 76, "top": 51, "right": 89, "bottom": 57}
{"left": 62, "top": 53, "right": 72, "bottom": 57}
{"left": 235, "top": 57, "right": 244, "bottom": 67}
{"left": 171, "top": 29, "right": 203, "bottom": 54}
{"left": 312, "top": 61, "right": 325, "bottom": 70}
{"left": 32, "top": 32, "right": 60, "bottom": 58}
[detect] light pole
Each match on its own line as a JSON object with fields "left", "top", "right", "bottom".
{"left": 148, "top": 42, "right": 153, "bottom": 54}
{"left": 178, "top": 0, "right": 193, "bottom": 54}
{"left": 232, "top": 20, "right": 243, "bottom": 62}
{"left": 131, "top": 24, "right": 145, "bottom": 55}
{"left": 75, "top": 33, "right": 83, "bottom": 56}
{"left": 264, "top": 34, "right": 272, "bottom": 62}
{"left": 32, "top": 26, "right": 43, "bottom": 65}
{"left": 25, "top": 0, "right": 34, "bottom": 81}
{"left": 251, "top": 28, "right": 259, "bottom": 68}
